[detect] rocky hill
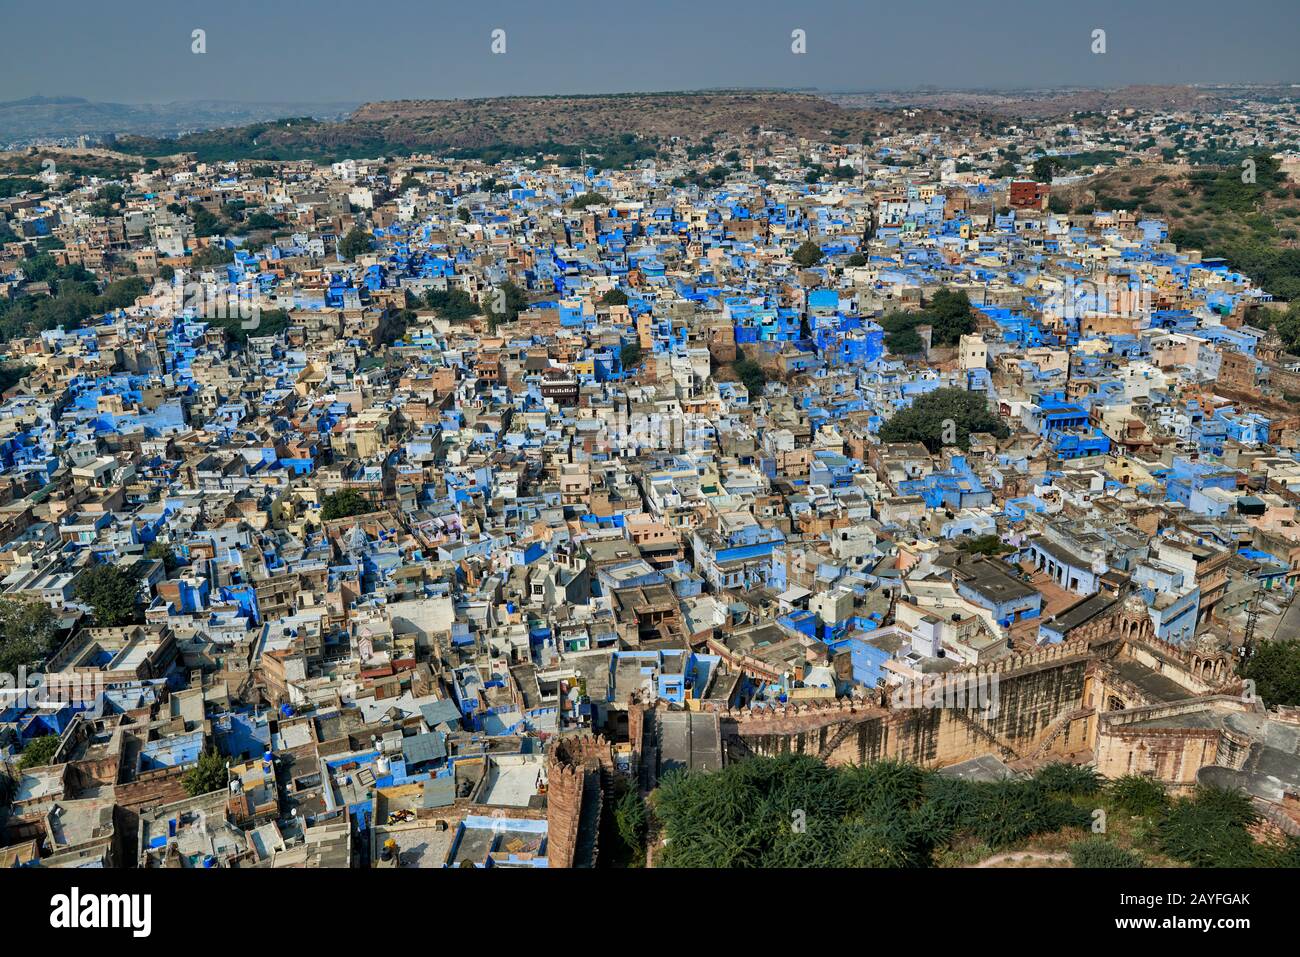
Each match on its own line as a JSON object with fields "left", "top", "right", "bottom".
{"left": 114, "top": 91, "right": 945, "bottom": 163}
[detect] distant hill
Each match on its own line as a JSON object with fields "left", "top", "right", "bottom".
{"left": 824, "top": 84, "right": 1263, "bottom": 117}
{"left": 0, "top": 97, "right": 359, "bottom": 147}
{"left": 112, "top": 91, "right": 949, "bottom": 163}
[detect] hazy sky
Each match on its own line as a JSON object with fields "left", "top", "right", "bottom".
{"left": 2, "top": 0, "right": 1298, "bottom": 104}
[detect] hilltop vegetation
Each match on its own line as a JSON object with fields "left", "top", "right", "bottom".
{"left": 113, "top": 92, "right": 942, "bottom": 165}
{"left": 651, "top": 754, "right": 1300, "bottom": 868}
{"left": 1058, "top": 154, "right": 1300, "bottom": 301}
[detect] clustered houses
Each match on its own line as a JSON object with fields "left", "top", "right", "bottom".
{"left": 2, "top": 98, "right": 1300, "bottom": 869}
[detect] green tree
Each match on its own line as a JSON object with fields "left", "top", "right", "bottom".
{"left": 882, "top": 313, "right": 926, "bottom": 355}
{"left": 572, "top": 192, "right": 610, "bottom": 209}
{"left": 733, "top": 352, "right": 767, "bottom": 398}
{"left": 321, "top": 488, "right": 373, "bottom": 521}
{"left": 191, "top": 245, "right": 235, "bottom": 268}
{"left": 601, "top": 288, "right": 629, "bottom": 306}
{"left": 74, "top": 562, "right": 144, "bottom": 627}
{"left": 190, "top": 203, "right": 227, "bottom": 238}
{"left": 792, "top": 240, "right": 824, "bottom": 268}
{"left": 145, "top": 540, "right": 180, "bottom": 574}
{"left": 1032, "top": 156, "right": 1063, "bottom": 182}
{"left": 244, "top": 211, "right": 282, "bottom": 231}
{"left": 1242, "top": 639, "right": 1300, "bottom": 707}
{"left": 183, "top": 750, "right": 229, "bottom": 797}
{"left": 337, "top": 227, "right": 373, "bottom": 260}
{"left": 209, "top": 307, "right": 290, "bottom": 345}
{"left": 1269, "top": 304, "right": 1300, "bottom": 354}
{"left": 924, "top": 289, "right": 976, "bottom": 345}
{"left": 0, "top": 363, "right": 32, "bottom": 395}
{"left": 878, "top": 387, "right": 1009, "bottom": 452}
{"left": 0, "top": 177, "right": 42, "bottom": 199}
{"left": 654, "top": 754, "right": 1090, "bottom": 869}
{"left": 380, "top": 308, "right": 417, "bottom": 346}
{"left": 956, "top": 535, "right": 1013, "bottom": 557}
{"left": 490, "top": 280, "right": 529, "bottom": 323}
{"left": 619, "top": 342, "right": 643, "bottom": 369}
{"left": 1033, "top": 762, "right": 1101, "bottom": 797}
{"left": 424, "top": 288, "right": 481, "bottom": 322}
{"left": 16, "top": 734, "right": 61, "bottom": 772}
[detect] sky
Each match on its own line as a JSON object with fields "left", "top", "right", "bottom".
{"left": 1, "top": 0, "right": 1298, "bottom": 105}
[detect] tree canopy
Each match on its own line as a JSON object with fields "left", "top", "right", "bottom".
{"left": 337, "top": 227, "right": 373, "bottom": 260}
{"left": 74, "top": 563, "right": 143, "bottom": 627}
{"left": 733, "top": 352, "right": 767, "bottom": 398}
{"left": 16, "top": 734, "right": 61, "bottom": 772}
{"left": 0, "top": 599, "right": 61, "bottom": 674}
{"left": 183, "top": 750, "right": 229, "bottom": 797}
{"left": 878, "top": 387, "right": 1009, "bottom": 452}
{"left": 487, "top": 280, "right": 529, "bottom": 326}
{"left": 1032, "top": 156, "right": 1064, "bottom": 181}
{"left": 792, "top": 240, "right": 824, "bottom": 268}
{"left": 424, "top": 288, "right": 481, "bottom": 322}
{"left": 650, "top": 757, "right": 1299, "bottom": 868}
{"left": 1241, "top": 638, "right": 1300, "bottom": 708}
{"left": 619, "top": 342, "right": 643, "bottom": 369}
{"left": 880, "top": 290, "right": 976, "bottom": 356}
{"left": 321, "top": 488, "right": 373, "bottom": 521}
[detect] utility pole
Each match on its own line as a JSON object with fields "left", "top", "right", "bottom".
{"left": 1242, "top": 578, "right": 1264, "bottom": 661}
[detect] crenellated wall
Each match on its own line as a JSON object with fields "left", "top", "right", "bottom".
{"left": 545, "top": 733, "right": 614, "bottom": 869}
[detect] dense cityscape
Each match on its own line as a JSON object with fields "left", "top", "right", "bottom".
{"left": 1, "top": 55, "right": 1300, "bottom": 886}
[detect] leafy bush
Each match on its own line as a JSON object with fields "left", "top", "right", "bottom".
{"left": 1157, "top": 786, "right": 1261, "bottom": 867}
{"left": 1034, "top": 762, "right": 1101, "bottom": 797}
{"left": 655, "top": 756, "right": 1091, "bottom": 868}
{"left": 1069, "top": 838, "right": 1143, "bottom": 868}
{"left": 16, "top": 734, "right": 60, "bottom": 771}
{"left": 613, "top": 787, "right": 648, "bottom": 855}
{"left": 1107, "top": 775, "right": 1169, "bottom": 817}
